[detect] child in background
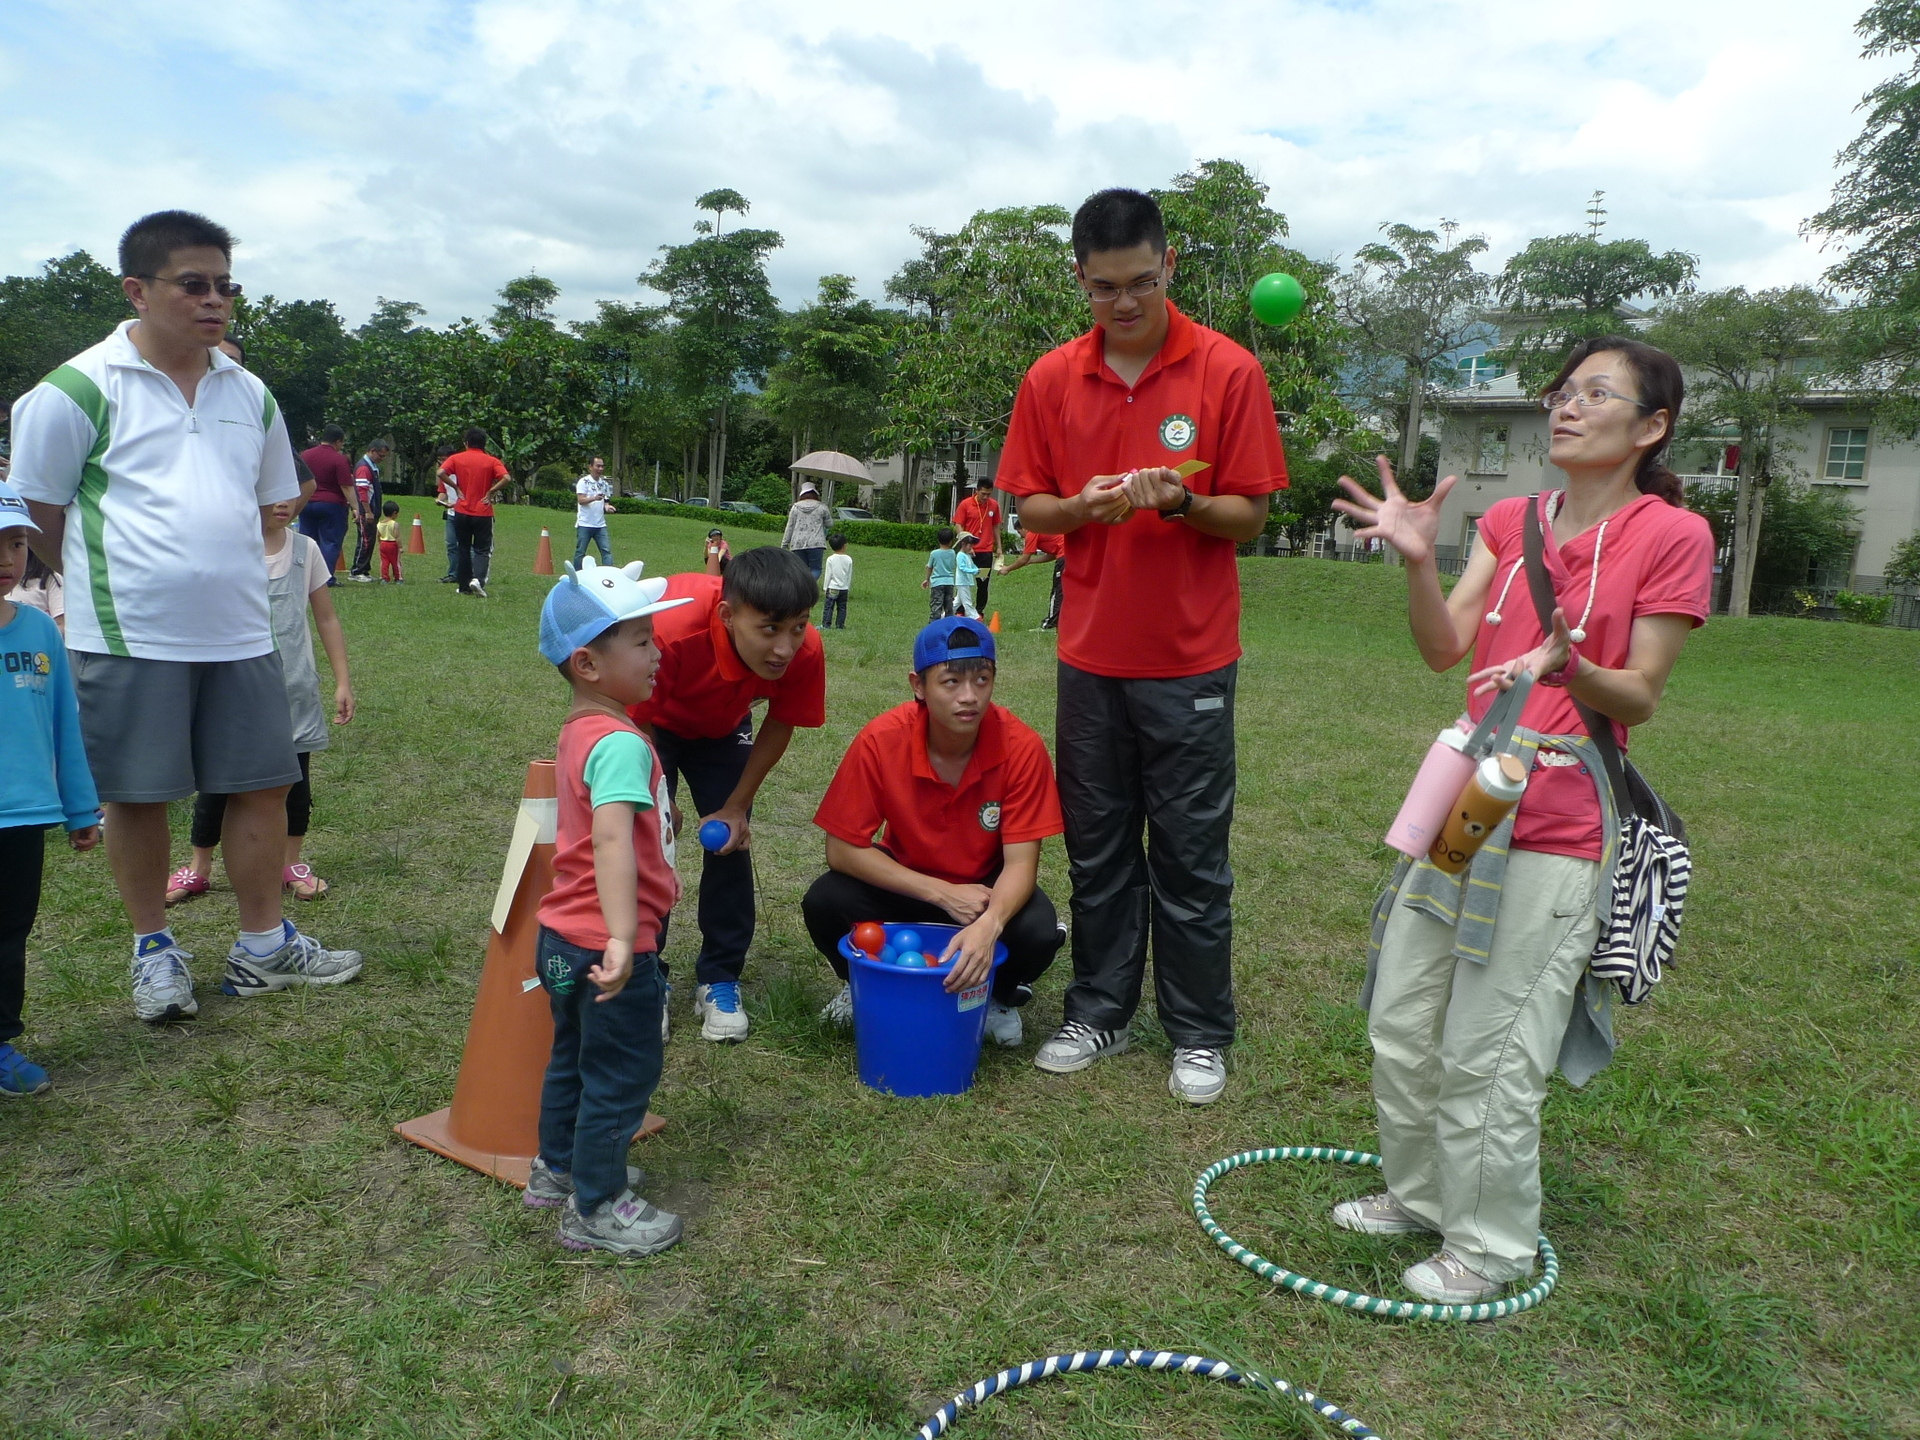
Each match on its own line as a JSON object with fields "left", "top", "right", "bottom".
{"left": 434, "top": 444, "right": 460, "bottom": 583}
{"left": 530, "top": 556, "right": 692, "bottom": 1255}
{"left": 923, "top": 526, "right": 959, "bottom": 621}
{"left": 821, "top": 533, "right": 852, "bottom": 629}
{"left": 0, "top": 481, "right": 100, "bottom": 1096}
{"left": 378, "top": 501, "right": 402, "bottom": 583}
{"left": 703, "top": 528, "right": 731, "bottom": 577}
{"left": 167, "top": 499, "right": 355, "bottom": 910}
{"left": 13, "top": 550, "right": 64, "bottom": 636}
{"left": 954, "top": 533, "right": 982, "bottom": 618}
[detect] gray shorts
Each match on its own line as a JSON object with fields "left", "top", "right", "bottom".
{"left": 71, "top": 650, "right": 302, "bottom": 804}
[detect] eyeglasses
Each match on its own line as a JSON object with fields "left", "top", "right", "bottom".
{"left": 136, "top": 273, "right": 243, "bottom": 299}
{"left": 1082, "top": 272, "right": 1165, "bottom": 304}
{"left": 1542, "top": 386, "right": 1649, "bottom": 412}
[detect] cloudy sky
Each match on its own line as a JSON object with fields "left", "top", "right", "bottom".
{"left": 0, "top": 0, "right": 1894, "bottom": 329}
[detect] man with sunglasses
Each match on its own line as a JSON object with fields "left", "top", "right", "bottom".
{"left": 996, "top": 189, "right": 1288, "bottom": 1105}
{"left": 10, "top": 210, "right": 362, "bottom": 1026}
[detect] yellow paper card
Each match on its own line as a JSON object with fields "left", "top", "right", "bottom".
{"left": 1174, "top": 459, "right": 1211, "bottom": 478}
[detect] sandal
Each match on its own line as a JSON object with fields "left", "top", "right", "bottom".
{"left": 283, "top": 863, "right": 329, "bottom": 901}
{"left": 165, "top": 867, "right": 210, "bottom": 906}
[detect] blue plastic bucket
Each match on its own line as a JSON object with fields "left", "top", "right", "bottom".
{"left": 838, "top": 922, "right": 1006, "bottom": 1097}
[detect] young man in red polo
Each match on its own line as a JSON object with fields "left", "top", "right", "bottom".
{"left": 997, "top": 525, "right": 1066, "bottom": 630}
{"left": 951, "top": 476, "right": 1002, "bottom": 614}
{"left": 802, "top": 618, "right": 1064, "bottom": 1048}
{"left": 996, "top": 188, "right": 1288, "bottom": 1105}
{"left": 443, "top": 426, "right": 511, "bottom": 597}
{"left": 628, "top": 546, "right": 824, "bottom": 1041}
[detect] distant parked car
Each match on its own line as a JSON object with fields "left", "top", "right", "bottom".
{"left": 835, "top": 507, "right": 875, "bottom": 522}
{"left": 681, "top": 496, "right": 710, "bottom": 507}
{"left": 719, "top": 501, "right": 765, "bottom": 514}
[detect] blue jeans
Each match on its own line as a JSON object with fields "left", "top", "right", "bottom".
{"left": 443, "top": 512, "right": 458, "bottom": 578}
{"left": 299, "top": 501, "right": 349, "bottom": 578}
{"left": 793, "top": 546, "right": 824, "bottom": 579}
{"left": 573, "top": 526, "right": 611, "bottom": 567}
{"left": 535, "top": 927, "right": 666, "bottom": 1213}
{"left": 652, "top": 716, "right": 754, "bottom": 985}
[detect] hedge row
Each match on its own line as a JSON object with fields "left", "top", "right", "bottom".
{"left": 523, "top": 493, "right": 945, "bottom": 555}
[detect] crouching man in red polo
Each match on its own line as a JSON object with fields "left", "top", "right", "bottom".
{"left": 802, "top": 618, "right": 1066, "bottom": 1049}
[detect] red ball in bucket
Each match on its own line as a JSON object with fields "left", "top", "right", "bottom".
{"left": 852, "top": 921, "right": 887, "bottom": 956}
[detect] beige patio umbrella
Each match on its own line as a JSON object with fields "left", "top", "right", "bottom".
{"left": 790, "top": 450, "right": 872, "bottom": 509}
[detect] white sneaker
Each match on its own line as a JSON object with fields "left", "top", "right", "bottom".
{"left": 820, "top": 983, "right": 853, "bottom": 1029}
{"left": 222, "top": 928, "right": 364, "bottom": 995}
{"left": 983, "top": 1000, "right": 1023, "bottom": 1048}
{"left": 467, "top": 579, "right": 487, "bottom": 597}
{"left": 1168, "top": 1046, "right": 1227, "bottom": 1105}
{"left": 1332, "top": 1193, "right": 1435, "bottom": 1236}
{"left": 132, "top": 945, "right": 199, "bottom": 1022}
{"left": 693, "top": 981, "right": 749, "bottom": 1042}
{"left": 558, "top": 1189, "right": 683, "bottom": 1256}
{"left": 1403, "top": 1251, "right": 1506, "bottom": 1304}
{"left": 1033, "top": 1019, "right": 1128, "bottom": 1074}
{"left": 352, "top": 574, "right": 373, "bottom": 583}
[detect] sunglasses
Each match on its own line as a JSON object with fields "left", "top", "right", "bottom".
{"left": 136, "top": 273, "right": 243, "bottom": 298}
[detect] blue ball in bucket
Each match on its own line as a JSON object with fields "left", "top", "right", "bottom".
{"left": 896, "top": 952, "right": 927, "bottom": 968}
{"left": 837, "top": 922, "right": 1007, "bottom": 1096}
{"left": 892, "top": 928, "right": 922, "bottom": 956}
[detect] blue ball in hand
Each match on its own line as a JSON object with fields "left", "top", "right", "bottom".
{"left": 698, "top": 819, "right": 731, "bottom": 852}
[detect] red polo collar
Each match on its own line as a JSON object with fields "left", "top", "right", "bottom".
{"left": 1074, "top": 301, "right": 1199, "bottom": 386}
{"left": 908, "top": 703, "right": 1007, "bottom": 787}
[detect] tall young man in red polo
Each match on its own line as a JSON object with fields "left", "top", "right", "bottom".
{"left": 443, "top": 426, "right": 510, "bottom": 597}
{"left": 951, "top": 476, "right": 1002, "bottom": 614}
{"left": 802, "top": 617, "right": 1065, "bottom": 1048}
{"left": 996, "top": 188, "right": 1287, "bottom": 1105}
{"left": 628, "top": 547, "right": 824, "bottom": 1041}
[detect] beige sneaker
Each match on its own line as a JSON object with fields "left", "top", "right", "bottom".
{"left": 1331, "top": 1192, "right": 1435, "bottom": 1235}
{"left": 1403, "top": 1250, "right": 1505, "bottom": 1304}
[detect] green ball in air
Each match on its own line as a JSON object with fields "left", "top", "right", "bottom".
{"left": 1250, "top": 272, "right": 1306, "bottom": 328}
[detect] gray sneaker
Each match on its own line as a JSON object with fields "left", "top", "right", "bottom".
{"left": 820, "top": 983, "right": 853, "bottom": 1029}
{"left": 1169, "top": 1046, "right": 1227, "bottom": 1105}
{"left": 222, "top": 928, "right": 364, "bottom": 995}
{"left": 1403, "top": 1250, "right": 1505, "bottom": 1304}
{"left": 525, "top": 1156, "right": 645, "bottom": 1209}
{"left": 558, "top": 1190, "right": 683, "bottom": 1256}
{"left": 1332, "top": 1192, "right": 1435, "bottom": 1236}
{"left": 983, "top": 1000, "right": 1023, "bottom": 1048}
{"left": 1033, "top": 1020, "right": 1128, "bottom": 1074}
{"left": 132, "top": 946, "right": 199, "bottom": 1022}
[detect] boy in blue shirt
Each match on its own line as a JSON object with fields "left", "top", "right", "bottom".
{"left": 0, "top": 481, "right": 100, "bottom": 1096}
{"left": 923, "top": 526, "right": 959, "bottom": 621}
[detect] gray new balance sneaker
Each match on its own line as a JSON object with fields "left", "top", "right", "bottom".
{"left": 1033, "top": 1020, "right": 1128, "bottom": 1074}
{"left": 558, "top": 1190, "right": 683, "bottom": 1256}
{"left": 222, "top": 928, "right": 364, "bottom": 996}
{"left": 1332, "top": 1192, "right": 1436, "bottom": 1236}
{"left": 132, "top": 945, "right": 199, "bottom": 1022}
{"left": 1169, "top": 1046, "right": 1227, "bottom": 1105}
{"left": 525, "top": 1157, "right": 646, "bottom": 1209}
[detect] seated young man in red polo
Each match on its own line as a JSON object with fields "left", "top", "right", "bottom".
{"left": 802, "top": 618, "right": 1065, "bottom": 1049}
{"left": 628, "top": 547, "right": 824, "bottom": 1042}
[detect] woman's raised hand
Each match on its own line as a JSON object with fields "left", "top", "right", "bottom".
{"left": 1331, "top": 456, "right": 1457, "bottom": 567}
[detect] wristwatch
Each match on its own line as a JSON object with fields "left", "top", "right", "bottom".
{"left": 1158, "top": 485, "right": 1195, "bottom": 521}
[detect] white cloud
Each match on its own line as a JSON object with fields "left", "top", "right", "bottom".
{"left": 0, "top": 0, "right": 1898, "bottom": 326}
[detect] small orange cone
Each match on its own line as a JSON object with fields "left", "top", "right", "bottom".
{"left": 987, "top": 611, "right": 1001, "bottom": 634}
{"left": 395, "top": 759, "right": 664, "bottom": 1188}
{"left": 407, "top": 514, "right": 427, "bottom": 555}
{"left": 533, "top": 528, "right": 555, "bottom": 576}
{"left": 333, "top": 542, "right": 344, "bottom": 572}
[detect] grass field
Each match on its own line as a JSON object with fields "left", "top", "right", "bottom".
{"left": 4, "top": 506, "right": 1917, "bottom": 1440}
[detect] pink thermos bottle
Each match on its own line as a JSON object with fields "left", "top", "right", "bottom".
{"left": 1384, "top": 727, "right": 1476, "bottom": 858}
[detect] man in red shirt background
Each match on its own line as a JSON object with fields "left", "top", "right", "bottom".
{"left": 951, "top": 476, "right": 1002, "bottom": 614}
{"left": 803, "top": 617, "right": 1065, "bottom": 1049}
{"left": 627, "top": 547, "right": 824, "bottom": 1042}
{"left": 997, "top": 524, "right": 1066, "bottom": 631}
{"left": 347, "top": 438, "right": 391, "bottom": 583}
{"left": 442, "top": 426, "right": 511, "bottom": 597}
{"left": 996, "top": 188, "right": 1288, "bottom": 1106}
{"left": 297, "top": 423, "right": 353, "bottom": 581}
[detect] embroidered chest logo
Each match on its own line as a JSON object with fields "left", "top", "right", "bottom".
{"left": 1159, "top": 413, "right": 1197, "bottom": 452}
{"left": 978, "top": 801, "right": 1002, "bottom": 832}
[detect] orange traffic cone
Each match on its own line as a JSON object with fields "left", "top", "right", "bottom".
{"left": 533, "top": 528, "right": 555, "bottom": 576}
{"left": 333, "top": 542, "right": 344, "bottom": 573}
{"left": 987, "top": 611, "right": 1001, "bottom": 634}
{"left": 407, "top": 514, "right": 427, "bottom": 555}
{"left": 395, "top": 759, "right": 664, "bottom": 1188}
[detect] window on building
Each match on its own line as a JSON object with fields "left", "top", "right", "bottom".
{"left": 1457, "top": 355, "right": 1504, "bottom": 387}
{"left": 1475, "top": 425, "right": 1510, "bottom": 474}
{"left": 963, "top": 438, "right": 984, "bottom": 464}
{"left": 1464, "top": 514, "right": 1483, "bottom": 557}
{"left": 1823, "top": 428, "right": 1869, "bottom": 482}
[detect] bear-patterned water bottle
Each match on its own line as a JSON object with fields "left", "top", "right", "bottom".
{"left": 1428, "top": 752, "right": 1529, "bottom": 875}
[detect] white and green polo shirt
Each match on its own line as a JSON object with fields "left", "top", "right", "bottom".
{"left": 9, "top": 321, "right": 300, "bottom": 662}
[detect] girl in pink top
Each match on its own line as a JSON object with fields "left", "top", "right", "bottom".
{"left": 1329, "top": 337, "right": 1713, "bottom": 1306}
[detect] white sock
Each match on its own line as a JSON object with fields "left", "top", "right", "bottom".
{"left": 237, "top": 921, "right": 293, "bottom": 958}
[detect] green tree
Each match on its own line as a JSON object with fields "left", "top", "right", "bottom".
{"left": 491, "top": 274, "right": 561, "bottom": 334}
{"left": 1686, "top": 478, "right": 1862, "bottom": 605}
{"left": 643, "top": 196, "right": 784, "bottom": 506}
{"left": 1337, "top": 222, "right": 1493, "bottom": 485}
{"left": 0, "top": 251, "right": 130, "bottom": 422}
{"left": 1154, "top": 159, "right": 1355, "bottom": 448}
{"left": 230, "top": 295, "right": 352, "bottom": 446}
{"left": 329, "top": 300, "right": 443, "bottom": 491}
{"left": 1496, "top": 193, "right": 1698, "bottom": 387}
{"left": 1646, "top": 286, "right": 1832, "bottom": 617}
{"left": 761, "top": 273, "right": 899, "bottom": 466}
{"left": 1808, "top": 2, "right": 1920, "bottom": 434}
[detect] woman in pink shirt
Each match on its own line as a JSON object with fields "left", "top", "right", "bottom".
{"left": 1330, "top": 337, "right": 1714, "bottom": 1306}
